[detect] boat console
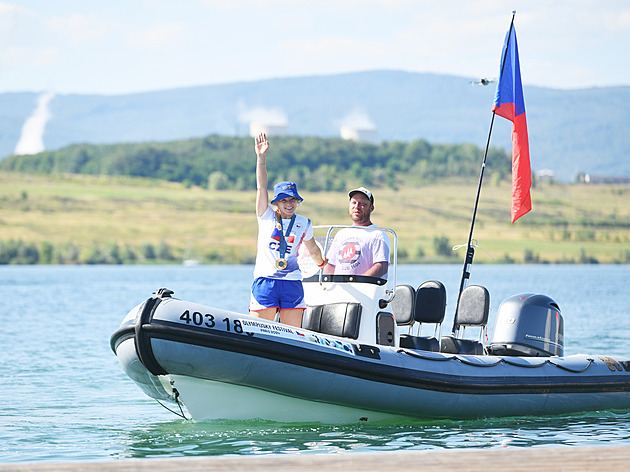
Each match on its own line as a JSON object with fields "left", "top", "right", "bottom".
{"left": 300, "top": 225, "right": 398, "bottom": 346}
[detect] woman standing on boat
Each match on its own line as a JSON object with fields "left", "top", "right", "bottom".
{"left": 250, "top": 132, "right": 326, "bottom": 327}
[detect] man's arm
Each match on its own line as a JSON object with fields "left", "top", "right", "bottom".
{"left": 362, "top": 261, "right": 388, "bottom": 278}
{"left": 365, "top": 231, "right": 390, "bottom": 277}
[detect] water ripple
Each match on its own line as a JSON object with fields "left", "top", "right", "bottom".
{"left": 1, "top": 265, "right": 629, "bottom": 463}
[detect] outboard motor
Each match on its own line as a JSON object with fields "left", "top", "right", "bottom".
{"left": 487, "top": 293, "right": 563, "bottom": 357}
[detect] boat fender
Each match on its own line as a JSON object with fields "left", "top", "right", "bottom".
{"left": 134, "top": 292, "right": 170, "bottom": 376}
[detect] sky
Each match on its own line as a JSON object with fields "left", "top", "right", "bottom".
{"left": 0, "top": 0, "right": 629, "bottom": 96}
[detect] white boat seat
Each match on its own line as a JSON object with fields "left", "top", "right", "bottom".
{"left": 441, "top": 285, "right": 490, "bottom": 355}
{"left": 302, "top": 302, "right": 362, "bottom": 339}
{"left": 395, "top": 280, "right": 446, "bottom": 352}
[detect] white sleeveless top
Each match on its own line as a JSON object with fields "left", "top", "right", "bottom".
{"left": 253, "top": 205, "right": 314, "bottom": 281}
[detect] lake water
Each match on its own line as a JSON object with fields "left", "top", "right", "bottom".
{"left": 1, "top": 264, "right": 630, "bottom": 463}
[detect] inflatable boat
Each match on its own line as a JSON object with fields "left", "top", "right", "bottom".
{"left": 110, "top": 226, "right": 630, "bottom": 423}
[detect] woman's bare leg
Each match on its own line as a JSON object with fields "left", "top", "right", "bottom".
{"left": 279, "top": 308, "right": 304, "bottom": 327}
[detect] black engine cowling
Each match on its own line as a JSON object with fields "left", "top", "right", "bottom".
{"left": 487, "top": 293, "right": 563, "bottom": 357}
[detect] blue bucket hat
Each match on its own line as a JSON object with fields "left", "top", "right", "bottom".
{"left": 271, "top": 181, "right": 303, "bottom": 204}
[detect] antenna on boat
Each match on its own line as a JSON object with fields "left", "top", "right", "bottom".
{"left": 452, "top": 11, "right": 517, "bottom": 333}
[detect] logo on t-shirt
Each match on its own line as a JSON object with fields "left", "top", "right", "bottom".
{"left": 270, "top": 227, "right": 296, "bottom": 255}
{"left": 339, "top": 242, "right": 361, "bottom": 268}
{"left": 340, "top": 243, "right": 356, "bottom": 261}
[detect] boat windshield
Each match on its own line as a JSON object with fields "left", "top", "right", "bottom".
{"left": 299, "top": 225, "right": 397, "bottom": 299}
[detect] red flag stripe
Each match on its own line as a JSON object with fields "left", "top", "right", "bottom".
{"left": 511, "top": 113, "right": 532, "bottom": 223}
{"left": 492, "top": 25, "right": 532, "bottom": 223}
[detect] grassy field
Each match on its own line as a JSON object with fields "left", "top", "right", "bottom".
{"left": 1, "top": 171, "right": 629, "bottom": 264}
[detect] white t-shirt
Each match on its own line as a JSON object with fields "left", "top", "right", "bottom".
{"left": 253, "top": 205, "right": 314, "bottom": 281}
{"left": 327, "top": 225, "right": 391, "bottom": 278}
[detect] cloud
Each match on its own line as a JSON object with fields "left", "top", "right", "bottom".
{"left": 338, "top": 108, "right": 378, "bottom": 142}
{"left": 0, "top": 1, "right": 628, "bottom": 94}
{"left": 126, "top": 22, "right": 185, "bottom": 48}
{"left": 281, "top": 36, "right": 390, "bottom": 61}
{"left": 238, "top": 103, "right": 288, "bottom": 125}
{"left": 338, "top": 109, "right": 376, "bottom": 129}
{"left": 2, "top": 46, "right": 61, "bottom": 67}
{"left": 47, "top": 13, "right": 110, "bottom": 43}
{"left": 200, "top": 0, "right": 419, "bottom": 11}
{"left": 14, "top": 91, "right": 55, "bottom": 156}
{"left": 237, "top": 101, "right": 289, "bottom": 137}
{"left": 199, "top": 0, "right": 298, "bottom": 10}
{"left": 0, "top": 2, "right": 31, "bottom": 42}
{"left": 0, "top": 2, "right": 21, "bottom": 14}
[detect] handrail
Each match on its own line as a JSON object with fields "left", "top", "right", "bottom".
{"left": 311, "top": 224, "right": 397, "bottom": 303}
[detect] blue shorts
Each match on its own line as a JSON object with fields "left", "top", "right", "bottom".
{"left": 250, "top": 277, "right": 305, "bottom": 311}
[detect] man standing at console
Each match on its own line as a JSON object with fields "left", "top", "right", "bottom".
{"left": 324, "top": 187, "right": 391, "bottom": 279}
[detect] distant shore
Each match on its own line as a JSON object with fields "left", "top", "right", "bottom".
{"left": 1, "top": 171, "right": 629, "bottom": 265}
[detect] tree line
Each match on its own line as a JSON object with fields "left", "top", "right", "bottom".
{"left": 0, "top": 239, "right": 179, "bottom": 265}
{"left": 0, "top": 235, "right": 478, "bottom": 265}
{"left": 3, "top": 235, "right": 617, "bottom": 266}
{"left": 0, "top": 135, "right": 512, "bottom": 189}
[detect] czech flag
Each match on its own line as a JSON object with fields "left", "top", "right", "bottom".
{"left": 492, "top": 24, "right": 532, "bottom": 223}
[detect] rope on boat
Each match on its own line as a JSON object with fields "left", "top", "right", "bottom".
{"left": 399, "top": 348, "right": 596, "bottom": 372}
{"left": 398, "top": 348, "right": 457, "bottom": 361}
{"left": 452, "top": 239, "right": 495, "bottom": 261}
{"left": 155, "top": 387, "right": 190, "bottom": 420}
{"left": 549, "top": 357, "right": 595, "bottom": 373}
{"left": 502, "top": 358, "right": 550, "bottom": 368}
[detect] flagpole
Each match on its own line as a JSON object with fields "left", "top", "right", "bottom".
{"left": 452, "top": 11, "right": 517, "bottom": 334}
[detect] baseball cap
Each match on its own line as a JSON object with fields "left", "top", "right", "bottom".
{"left": 271, "top": 181, "right": 303, "bottom": 204}
{"left": 348, "top": 187, "right": 374, "bottom": 204}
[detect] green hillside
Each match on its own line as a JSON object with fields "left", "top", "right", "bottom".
{"left": 1, "top": 171, "right": 628, "bottom": 265}
{"left": 3, "top": 71, "right": 629, "bottom": 181}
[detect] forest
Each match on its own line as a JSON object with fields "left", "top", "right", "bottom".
{"left": 0, "top": 135, "right": 512, "bottom": 190}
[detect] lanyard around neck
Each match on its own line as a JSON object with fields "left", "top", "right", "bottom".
{"left": 277, "top": 214, "right": 296, "bottom": 257}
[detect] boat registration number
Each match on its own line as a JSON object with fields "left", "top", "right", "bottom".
{"left": 178, "top": 310, "right": 244, "bottom": 333}
{"left": 177, "top": 310, "right": 356, "bottom": 356}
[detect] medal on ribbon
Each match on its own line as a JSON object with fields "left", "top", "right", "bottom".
{"left": 275, "top": 214, "right": 295, "bottom": 271}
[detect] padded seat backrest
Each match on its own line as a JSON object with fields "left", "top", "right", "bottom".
{"left": 398, "top": 280, "right": 446, "bottom": 352}
{"left": 441, "top": 285, "right": 490, "bottom": 355}
{"left": 454, "top": 284, "right": 490, "bottom": 330}
{"left": 440, "top": 336, "right": 484, "bottom": 355}
{"left": 415, "top": 280, "right": 447, "bottom": 324}
{"left": 391, "top": 284, "right": 416, "bottom": 326}
{"left": 302, "top": 302, "right": 362, "bottom": 339}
